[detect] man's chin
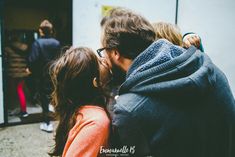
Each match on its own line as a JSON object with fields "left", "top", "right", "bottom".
{"left": 112, "top": 73, "right": 126, "bottom": 86}
{"left": 111, "top": 66, "right": 126, "bottom": 86}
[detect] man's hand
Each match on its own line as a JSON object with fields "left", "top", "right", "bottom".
{"left": 25, "top": 68, "right": 31, "bottom": 75}
{"left": 183, "top": 34, "right": 201, "bottom": 49}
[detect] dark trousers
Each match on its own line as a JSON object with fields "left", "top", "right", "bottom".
{"left": 38, "top": 77, "right": 52, "bottom": 124}
{"left": 39, "top": 91, "right": 50, "bottom": 124}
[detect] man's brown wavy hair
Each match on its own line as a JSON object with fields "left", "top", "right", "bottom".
{"left": 101, "top": 7, "right": 156, "bottom": 60}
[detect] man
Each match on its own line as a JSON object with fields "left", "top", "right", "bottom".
{"left": 99, "top": 8, "right": 235, "bottom": 157}
{"left": 28, "top": 19, "right": 60, "bottom": 132}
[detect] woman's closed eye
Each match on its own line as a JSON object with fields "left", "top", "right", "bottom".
{"left": 98, "top": 59, "right": 113, "bottom": 87}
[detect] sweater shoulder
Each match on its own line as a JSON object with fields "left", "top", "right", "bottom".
{"left": 79, "top": 106, "right": 110, "bottom": 128}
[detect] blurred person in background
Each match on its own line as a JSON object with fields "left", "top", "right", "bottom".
{"left": 27, "top": 19, "right": 61, "bottom": 132}
{"left": 5, "top": 34, "right": 30, "bottom": 117}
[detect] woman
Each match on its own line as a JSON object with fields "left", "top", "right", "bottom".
{"left": 152, "top": 22, "right": 183, "bottom": 46}
{"left": 49, "top": 47, "right": 112, "bottom": 157}
{"left": 152, "top": 22, "right": 204, "bottom": 51}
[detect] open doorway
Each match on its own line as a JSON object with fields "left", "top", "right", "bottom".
{"left": 2, "top": 0, "right": 72, "bottom": 125}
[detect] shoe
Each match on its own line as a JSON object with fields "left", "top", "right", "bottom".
{"left": 8, "top": 108, "right": 21, "bottom": 116}
{"left": 49, "top": 104, "right": 55, "bottom": 112}
{"left": 20, "top": 111, "right": 29, "bottom": 118}
{"left": 40, "top": 122, "right": 53, "bottom": 133}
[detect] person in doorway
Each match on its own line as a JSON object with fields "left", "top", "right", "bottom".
{"left": 49, "top": 47, "right": 111, "bottom": 157}
{"left": 100, "top": 7, "right": 235, "bottom": 157}
{"left": 5, "top": 35, "right": 30, "bottom": 117}
{"left": 28, "top": 19, "right": 60, "bottom": 132}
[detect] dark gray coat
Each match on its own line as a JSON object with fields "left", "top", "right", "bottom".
{"left": 112, "top": 39, "right": 235, "bottom": 157}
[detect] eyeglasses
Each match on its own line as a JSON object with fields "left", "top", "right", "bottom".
{"left": 96, "top": 47, "right": 107, "bottom": 58}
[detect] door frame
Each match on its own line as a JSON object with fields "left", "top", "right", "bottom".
{"left": 0, "top": 0, "right": 7, "bottom": 126}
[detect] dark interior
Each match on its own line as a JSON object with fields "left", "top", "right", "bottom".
{"left": 2, "top": 0, "right": 72, "bottom": 125}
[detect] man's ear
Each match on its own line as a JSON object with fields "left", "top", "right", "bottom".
{"left": 113, "top": 50, "right": 121, "bottom": 61}
{"left": 93, "top": 77, "right": 98, "bottom": 87}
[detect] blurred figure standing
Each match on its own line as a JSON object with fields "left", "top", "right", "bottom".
{"left": 28, "top": 19, "right": 60, "bottom": 132}
{"left": 5, "top": 35, "right": 30, "bottom": 117}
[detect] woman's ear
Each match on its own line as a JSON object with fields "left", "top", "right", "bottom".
{"left": 93, "top": 77, "right": 98, "bottom": 87}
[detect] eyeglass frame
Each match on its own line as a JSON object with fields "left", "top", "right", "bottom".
{"left": 96, "top": 47, "right": 114, "bottom": 58}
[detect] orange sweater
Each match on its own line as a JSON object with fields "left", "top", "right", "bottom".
{"left": 62, "top": 105, "right": 110, "bottom": 157}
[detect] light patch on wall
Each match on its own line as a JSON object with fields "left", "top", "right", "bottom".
{"left": 101, "top": 5, "right": 115, "bottom": 17}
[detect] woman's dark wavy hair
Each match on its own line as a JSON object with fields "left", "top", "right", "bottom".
{"left": 49, "top": 47, "right": 108, "bottom": 156}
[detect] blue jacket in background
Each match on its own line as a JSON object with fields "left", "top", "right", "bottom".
{"left": 112, "top": 39, "right": 235, "bottom": 157}
{"left": 28, "top": 37, "right": 60, "bottom": 77}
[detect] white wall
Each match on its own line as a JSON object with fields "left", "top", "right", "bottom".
{"left": 178, "top": 0, "right": 235, "bottom": 96}
{"left": 73, "top": 0, "right": 176, "bottom": 50}
{"left": 0, "top": 23, "right": 4, "bottom": 124}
